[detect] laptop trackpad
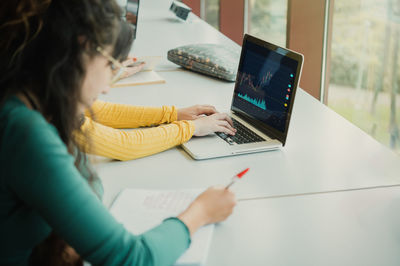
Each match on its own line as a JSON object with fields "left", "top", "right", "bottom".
{"left": 189, "top": 134, "right": 230, "bottom": 147}
{"left": 182, "top": 134, "right": 232, "bottom": 158}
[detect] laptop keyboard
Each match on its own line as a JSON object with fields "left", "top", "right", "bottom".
{"left": 216, "top": 118, "right": 265, "bottom": 145}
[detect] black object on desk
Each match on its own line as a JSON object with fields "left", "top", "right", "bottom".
{"left": 169, "top": 1, "right": 192, "bottom": 20}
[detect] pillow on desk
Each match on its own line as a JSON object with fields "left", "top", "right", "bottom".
{"left": 167, "top": 44, "right": 240, "bottom": 82}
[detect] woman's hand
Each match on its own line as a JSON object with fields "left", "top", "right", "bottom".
{"left": 118, "top": 58, "right": 145, "bottom": 79}
{"left": 177, "top": 186, "right": 236, "bottom": 236}
{"left": 177, "top": 105, "right": 218, "bottom": 120}
{"left": 126, "top": 12, "right": 137, "bottom": 24}
{"left": 192, "top": 113, "right": 236, "bottom": 136}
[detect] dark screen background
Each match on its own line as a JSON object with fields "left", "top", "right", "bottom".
{"left": 232, "top": 41, "right": 298, "bottom": 133}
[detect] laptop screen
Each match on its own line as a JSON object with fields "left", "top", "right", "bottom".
{"left": 127, "top": 0, "right": 140, "bottom": 40}
{"left": 231, "top": 34, "right": 303, "bottom": 145}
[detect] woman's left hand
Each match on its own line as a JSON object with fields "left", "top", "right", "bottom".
{"left": 177, "top": 105, "right": 218, "bottom": 120}
{"left": 119, "top": 58, "right": 145, "bottom": 79}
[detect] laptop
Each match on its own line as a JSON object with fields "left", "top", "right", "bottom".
{"left": 127, "top": 0, "right": 140, "bottom": 40}
{"left": 182, "top": 34, "right": 304, "bottom": 160}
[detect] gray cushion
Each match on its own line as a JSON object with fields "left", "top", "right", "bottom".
{"left": 167, "top": 44, "right": 240, "bottom": 82}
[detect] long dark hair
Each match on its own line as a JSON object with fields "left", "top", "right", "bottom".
{"left": 1, "top": 0, "right": 123, "bottom": 146}
{"left": 0, "top": 0, "right": 134, "bottom": 264}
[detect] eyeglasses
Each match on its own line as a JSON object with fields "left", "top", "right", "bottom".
{"left": 96, "top": 46, "right": 126, "bottom": 84}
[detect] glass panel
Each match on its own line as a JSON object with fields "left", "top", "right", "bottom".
{"left": 248, "top": 0, "right": 288, "bottom": 47}
{"left": 327, "top": 0, "right": 400, "bottom": 154}
{"left": 205, "top": 0, "right": 220, "bottom": 30}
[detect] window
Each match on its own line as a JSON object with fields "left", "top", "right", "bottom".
{"left": 327, "top": 0, "right": 400, "bottom": 153}
{"left": 248, "top": 0, "right": 288, "bottom": 47}
{"left": 204, "top": 0, "right": 220, "bottom": 30}
{"left": 202, "top": 0, "right": 288, "bottom": 46}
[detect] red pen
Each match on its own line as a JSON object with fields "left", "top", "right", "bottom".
{"left": 225, "top": 168, "right": 250, "bottom": 189}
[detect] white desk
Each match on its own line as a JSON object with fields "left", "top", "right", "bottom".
{"left": 99, "top": 68, "right": 400, "bottom": 206}
{"left": 208, "top": 186, "right": 400, "bottom": 266}
{"left": 95, "top": 0, "right": 400, "bottom": 264}
{"left": 132, "top": 0, "right": 237, "bottom": 71}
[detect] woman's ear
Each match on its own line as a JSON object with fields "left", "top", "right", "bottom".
{"left": 77, "top": 35, "right": 93, "bottom": 55}
{"left": 77, "top": 35, "right": 86, "bottom": 45}
{"left": 77, "top": 35, "right": 91, "bottom": 51}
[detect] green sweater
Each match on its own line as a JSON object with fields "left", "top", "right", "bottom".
{"left": 0, "top": 97, "right": 190, "bottom": 265}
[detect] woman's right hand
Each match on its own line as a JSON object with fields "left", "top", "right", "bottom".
{"left": 177, "top": 186, "right": 236, "bottom": 236}
{"left": 192, "top": 113, "right": 237, "bottom": 136}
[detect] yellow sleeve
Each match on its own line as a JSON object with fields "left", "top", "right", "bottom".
{"left": 86, "top": 100, "right": 178, "bottom": 129}
{"left": 76, "top": 116, "right": 195, "bottom": 161}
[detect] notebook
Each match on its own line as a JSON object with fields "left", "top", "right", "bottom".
{"left": 112, "top": 70, "right": 165, "bottom": 87}
{"left": 110, "top": 189, "right": 214, "bottom": 266}
{"left": 182, "top": 34, "right": 304, "bottom": 160}
{"left": 136, "top": 56, "right": 162, "bottom": 71}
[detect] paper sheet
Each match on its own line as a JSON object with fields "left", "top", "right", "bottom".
{"left": 112, "top": 70, "right": 165, "bottom": 87}
{"left": 136, "top": 56, "right": 162, "bottom": 71}
{"left": 110, "top": 189, "right": 214, "bottom": 266}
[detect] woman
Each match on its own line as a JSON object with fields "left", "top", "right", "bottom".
{"left": 0, "top": 0, "right": 236, "bottom": 265}
{"left": 77, "top": 22, "right": 236, "bottom": 161}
